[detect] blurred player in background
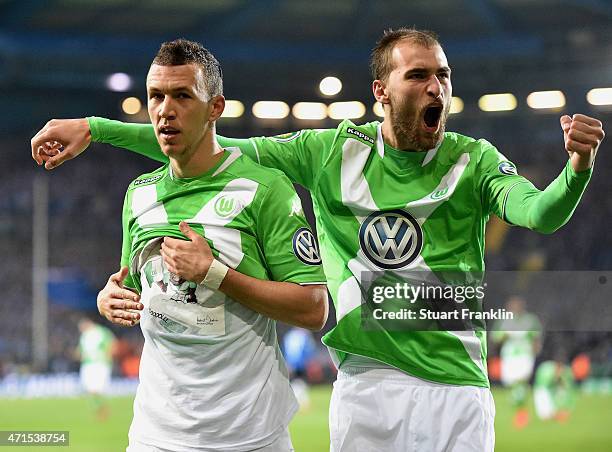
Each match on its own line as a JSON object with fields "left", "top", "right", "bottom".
{"left": 492, "top": 296, "right": 542, "bottom": 429}
{"left": 32, "top": 28, "right": 605, "bottom": 452}
{"left": 76, "top": 316, "right": 116, "bottom": 421}
{"left": 534, "top": 358, "right": 576, "bottom": 423}
{"left": 282, "top": 327, "right": 317, "bottom": 410}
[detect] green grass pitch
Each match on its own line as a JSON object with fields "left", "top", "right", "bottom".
{"left": 0, "top": 387, "right": 610, "bottom": 451}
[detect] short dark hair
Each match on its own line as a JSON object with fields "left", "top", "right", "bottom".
{"left": 152, "top": 38, "right": 223, "bottom": 98}
{"left": 370, "top": 28, "right": 441, "bottom": 82}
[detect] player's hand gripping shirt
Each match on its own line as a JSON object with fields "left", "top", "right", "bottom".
{"left": 121, "top": 149, "right": 325, "bottom": 451}
{"left": 90, "top": 117, "right": 591, "bottom": 388}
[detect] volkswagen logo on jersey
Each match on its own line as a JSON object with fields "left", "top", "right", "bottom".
{"left": 359, "top": 209, "right": 423, "bottom": 269}
{"left": 292, "top": 228, "right": 322, "bottom": 265}
{"left": 498, "top": 161, "right": 518, "bottom": 176}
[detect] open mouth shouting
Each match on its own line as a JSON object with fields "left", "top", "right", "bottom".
{"left": 422, "top": 103, "right": 443, "bottom": 133}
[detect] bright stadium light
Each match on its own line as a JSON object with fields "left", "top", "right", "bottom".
{"left": 328, "top": 101, "right": 366, "bottom": 120}
{"left": 252, "top": 101, "right": 290, "bottom": 119}
{"left": 121, "top": 97, "right": 141, "bottom": 115}
{"left": 449, "top": 97, "right": 464, "bottom": 114}
{"left": 587, "top": 87, "right": 612, "bottom": 106}
{"left": 292, "top": 102, "right": 327, "bottom": 120}
{"left": 373, "top": 102, "right": 385, "bottom": 118}
{"left": 221, "top": 100, "right": 245, "bottom": 118}
{"left": 527, "top": 90, "right": 566, "bottom": 109}
{"left": 106, "top": 72, "right": 132, "bottom": 92}
{"left": 478, "top": 93, "right": 517, "bottom": 112}
{"left": 319, "top": 76, "right": 343, "bottom": 96}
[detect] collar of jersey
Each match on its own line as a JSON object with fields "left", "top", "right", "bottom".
{"left": 375, "top": 122, "right": 441, "bottom": 167}
{"left": 167, "top": 149, "right": 231, "bottom": 183}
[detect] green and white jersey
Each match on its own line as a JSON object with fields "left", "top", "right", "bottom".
{"left": 122, "top": 149, "right": 325, "bottom": 451}
{"left": 79, "top": 324, "right": 114, "bottom": 366}
{"left": 90, "top": 116, "right": 592, "bottom": 389}
{"left": 235, "top": 121, "right": 579, "bottom": 388}
{"left": 493, "top": 313, "right": 541, "bottom": 360}
{"left": 534, "top": 361, "right": 575, "bottom": 411}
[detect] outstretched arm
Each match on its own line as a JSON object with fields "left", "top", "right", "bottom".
{"left": 31, "top": 117, "right": 254, "bottom": 169}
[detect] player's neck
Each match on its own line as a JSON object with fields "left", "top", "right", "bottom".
{"left": 170, "top": 130, "right": 224, "bottom": 178}
{"left": 380, "top": 119, "right": 419, "bottom": 152}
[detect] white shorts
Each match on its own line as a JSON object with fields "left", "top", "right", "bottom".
{"left": 534, "top": 388, "right": 556, "bottom": 420}
{"left": 501, "top": 355, "right": 534, "bottom": 386}
{"left": 329, "top": 366, "right": 495, "bottom": 452}
{"left": 80, "top": 362, "right": 111, "bottom": 394}
{"left": 126, "top": 429, "right": 294, "bottom": 452}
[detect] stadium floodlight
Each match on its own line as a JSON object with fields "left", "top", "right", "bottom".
{"left": 292, "top": 102, "right": 328, "bottom": 120}
{"left": 121, "top": 97, "right": 142, "bottom": 115}
{"left": 373, "top": 102, "right": 385, "bottom": 118}
{"left": 106, "top": 72, "right": 132, "bottom": 92}
{"left": 586, "top": 88, "right": 612, "bottom": 106}
{"left": 252, "top": 101, "right": 290, "bottom": 119}
{"left": 221, "top": 100, "right": 245, "bottom": 118}
{"left": 328, "top": 101, "right": 366, "bottom": 120}
{"left": 319, "top": 76, "right": 343, "bottom": 96}
{"left": 526, "top": 90, "right": 566, "bottom": 109}
{"left": 450, "top": 97, "right": 464, "bottom": 114}
{"left": 478, "top": 93, "right": 517, "bottom": 112}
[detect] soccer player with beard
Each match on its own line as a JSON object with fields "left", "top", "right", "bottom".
{"left": 32, "top": 29, "right": 605, "bottom": 451}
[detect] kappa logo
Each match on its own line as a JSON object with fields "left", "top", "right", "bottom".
{"left": 292, "top": 228, "right": 322, "bottom": 265}
{"left": 347, "top": 127, "right": 375, "bottom": 144}
{"left": 359, "top": 210, "right": 423, "bottom": 269}
{"left": 214, "top": 195, "right": 237, "bottom": 217}
{"left": 498, "top": 161, "right": 518, "bottom": 176}
{"left": 133, "top": 173, "right": 163, "bottom": 187}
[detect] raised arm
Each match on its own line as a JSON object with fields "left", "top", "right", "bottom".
{"left": 480, "top": 114, "right": 604, "bottom": 233}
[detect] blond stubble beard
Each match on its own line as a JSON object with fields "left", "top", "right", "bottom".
{"left": 388, "top": 99, "right": 450, "bottom": 151}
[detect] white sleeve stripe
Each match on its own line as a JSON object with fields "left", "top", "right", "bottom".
{"left": 249, "top": 138, "right": 261, "bottom": 164}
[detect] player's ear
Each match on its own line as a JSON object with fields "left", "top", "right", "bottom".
{"left": 372, "top": 80, "right": 389, "bottom": 104}
{"left": 208, "top": 95, "right": 225, "bottom": 122}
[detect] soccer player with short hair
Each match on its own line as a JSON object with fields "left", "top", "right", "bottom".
{"left": 32, "top": 28, "right": 605, "bottom": 451}
{"left": 39, "top": 39, "right": 328, "bottom": 452}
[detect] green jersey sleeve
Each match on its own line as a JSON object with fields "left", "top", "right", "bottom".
{"left": 120, "top": 189, "right": 139, "bottom": 292}
{"left": 88, "top": 117, "right": 168, "bottom": 163}
{"left": 255, "top": 175, "right": 326, "bottom": 284}
{"left": 87, "top": 117, "right": 337, "bottom": 189}
{"left": 477, "top": 140, "right": 527, "bottom": 220}
{"left": 478, "top": 141, "right": 592, "bottom": 233}
{"left": 88, "top": 117, "right": 335, "bottom": 187}
{"left": 504, "top": 161, "right": 591, "bottom": 234}
{"left": 246, "top": 129, "right": 336, "bottom": 189}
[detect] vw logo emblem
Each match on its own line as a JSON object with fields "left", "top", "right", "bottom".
{"left": 292, "top": 228, "right": 322, "bottom": 265}
{"left": 359, "top": 209, "right": 422, "bottom": 269}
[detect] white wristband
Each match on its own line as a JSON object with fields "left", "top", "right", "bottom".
{"left": 200, "top": 259, "right": 229, "bottom": 290}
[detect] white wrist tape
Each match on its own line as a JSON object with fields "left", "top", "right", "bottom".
{"left": 200, "top": 259, "right": 229, "bottom": 290}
